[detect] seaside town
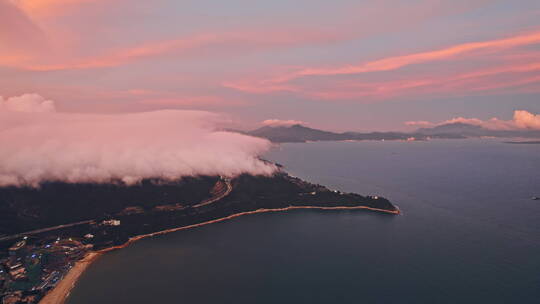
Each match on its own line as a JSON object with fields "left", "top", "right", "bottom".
{"left": 1, "top": 237, "right": 90, "bottom": 303}
{"left": 0, "top": 219, "right": 124, "bottom": 304}
{"left": 0, "top": 177, "right": 231, "bottom": 303}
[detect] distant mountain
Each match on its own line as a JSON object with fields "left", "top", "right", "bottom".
{"left": 248, "top": 124, "right": 348, "bottom": 143}
{"left": 245, "top": 124, "right": 415, "bottom": 143}
{"left": 416, "top": 122, "right": 540, "bottom": 138}
{"left": 416, "top": 122, "right": 484, "bottom": 137}
{"left": 240, "top": 122, "right": 540, "bottom": 143}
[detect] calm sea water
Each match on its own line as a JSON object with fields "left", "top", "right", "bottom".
{"left": 67, "top": 139, "right": 540, "bottom": 304}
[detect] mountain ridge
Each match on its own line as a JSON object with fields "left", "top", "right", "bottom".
{"left": 239, "top": 122, "right": 540, "bottom": 143}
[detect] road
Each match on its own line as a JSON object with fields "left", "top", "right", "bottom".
{"left": 193, "top": 178, "right": 232, "bottom": 208}
{"left": 0, "top": 220, "right": 94, "bottom": 242}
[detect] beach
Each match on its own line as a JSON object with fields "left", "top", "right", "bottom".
{"left": 39, "top": 204, "right": 397, "bottom": 303}
{"left": 39, "top": 252, "right": 101, "bottom": 304}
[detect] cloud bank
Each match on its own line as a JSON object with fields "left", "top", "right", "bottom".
{"left": 405, "top": 110, "right": 540, "bottom": 131}
{"left": 0, "top": 94, "right": 276, "bottom": 187}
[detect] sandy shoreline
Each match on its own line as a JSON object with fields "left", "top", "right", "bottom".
{"left": 39, "top": 204, "right": 398, "bottom": 303}
{"left": 39, "top": 252, "right": 101, "bottom": 304}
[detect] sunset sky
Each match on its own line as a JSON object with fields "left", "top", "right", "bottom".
{"left": 2, "top": 0, "right": 540, "bottom": 131}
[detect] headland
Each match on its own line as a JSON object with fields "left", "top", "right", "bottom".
{"left": 0, "top": 172, "right": 398, "bottom": 304}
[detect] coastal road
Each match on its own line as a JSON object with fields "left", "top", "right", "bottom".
{"left": 0, "top": 220, "right": 94, "bottom": 242}
{"left": 193, "top": 178, "right": 232, "bottom": 208}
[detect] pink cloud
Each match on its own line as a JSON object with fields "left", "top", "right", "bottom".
{"left": 0, "top": 96, "right": 276, "bottom": 186}
{"left": 227, "top": 53, "right": 540, "bottom": 102}
{"left": 12, "top": 29, "right": 342, "bottom": 71}
{"left": 139, "top": 96, "right": 245, "bottom": 107}
{"left": 0, "top": 93, "right": 56, "bottom": 113}
{"left": 11, "top": 0, "right": 100, "bottom": 17}
{"left": 406, "top": 110, "right": 540, "bottom": 131}
{"left": 262, "top": 119, "right": 307, "bottom": 127}
{"left": 514, "top": 110, "right": 540, "bottom": 130}
{"left": 225, "top": 31, "right": 540, "bottom": 101}
{"left": 0, "top": 0, "right": 46, "bottom": 64}
{"left": 0, "top": 0, "right": 537, "bottom": 117}
{"left": 222, "top": 81, "right": 299, "bottom": 95}
{"left": 2, "top": 0, "right": 494, "bottom": 73}
{"left": 405, "top": 121, "right": 434, "bottom": 127}
{"left": 293, "top": 31, "right": 540, "bottom": 78}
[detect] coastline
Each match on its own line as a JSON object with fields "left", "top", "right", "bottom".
{"left": 97, "top": 205, "right": 399, "bottom": 252}
{"left": 38, "top": 252, "right": 101, "bottom": 304}
{"left": 39, "top": 204, "right": 398, "bottom": 304}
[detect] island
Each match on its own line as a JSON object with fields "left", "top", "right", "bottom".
{"left": 0, "top": 170, "right": 399, "bottom": 304}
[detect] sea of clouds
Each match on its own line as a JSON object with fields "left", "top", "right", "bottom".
{"left": 0, "top": 94, "right": 276, "bottom": 187}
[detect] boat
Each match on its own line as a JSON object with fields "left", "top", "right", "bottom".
{"left": 532, "top": 196, "right": 539, "bottom": 200}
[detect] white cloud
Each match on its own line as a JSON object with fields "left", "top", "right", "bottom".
{"left": 404, "top": 120, "right": 434, "bottom": 127}
{"left": 514, "top": 110, "right": 540, "bottom": 130}
{"left": 262, "top": 119, "right": 306, "bottom": 127}
{"left": 0, "top": 93, "right": 56, "bottom": 112}
{"left": 405, "top": 110, "right": 540, "bottom": 131}
{"left": 0, "top": 96, "right": 276, "bottom": 186}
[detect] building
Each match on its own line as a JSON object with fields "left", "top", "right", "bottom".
{"left": 2, "top": 291, "right": 23, "bottom": 304}
{"left": 102, "top": 219, "right": 121, "bottom": 226}
{"left": 8, "top": 240, "right": 26, "bottom": 256}
{"left": 9, "top": 265, "right": 26, "bottom": 280}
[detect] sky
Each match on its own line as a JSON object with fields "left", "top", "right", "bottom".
{"left": 2, "top": 0, "right": 540, "bottom": 131}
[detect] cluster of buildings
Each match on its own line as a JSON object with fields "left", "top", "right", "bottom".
{"left": 0, "top": 237, "right": 92, "bottom": 304}
{"left": 101, "top": 219, "right": 121, "bottom": 226}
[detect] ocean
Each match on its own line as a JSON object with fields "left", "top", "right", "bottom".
{"left": 66, "top": 139, "right": 540, "bottom": 304}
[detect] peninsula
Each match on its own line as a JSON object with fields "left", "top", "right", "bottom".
{"left": 0, "top": 171, "right": 398, "bottom": 304}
